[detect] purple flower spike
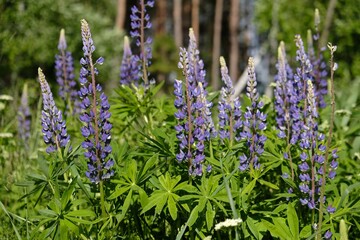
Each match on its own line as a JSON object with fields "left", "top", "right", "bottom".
{"left": 38, "top": 68, "right": 70, "bottom": 154}
{"left": 218, "top": 57, "right": 242, "bottom": 142}
{"left": 55, "top": 29, "right": 79, "bottom": 115}
{"left": 79, "top": 19, "right": 114, "bottom": 184}
{"left": 18, "top": 83, "right": 31, "bottom": 144}
{"left": 130, "top": 0, "right": 153, "bottom": 85}
{"left": 238, "top": 58, "right": 267, "bottom": 171}
{"left": 120, "top": 36, "right": 140, "bottom": 85}
{"left": 174, "top": 29, "right": 214, "bottom": 176}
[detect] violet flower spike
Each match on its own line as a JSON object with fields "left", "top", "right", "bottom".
{"left": 307, "top": 10, "right": 328, "bottom": 109}
{"left": 79, "top": 19, "right": 114, "bottom": 184}
{"left": 218, "top": 57, "right": 242, "bottom": 143}
{"left": 130, "top": 0, "right": 154, "bottom": 85}
{"left": 38, "top": 68, "right": 70, "bottom": 154}
{"left": 120, "top": 36, "right": 140, "bottom": 85}
{"left": 174, "top": 30, "right": 213, "bottom": 176}
{"left": 18, "top": 83, "right": 31, "bottom": 144}
{"left": 239, "top": 58, "right": 267, "bottom": 171}
{"left": 55, "top": 29, "right": 79, "bottom": 114}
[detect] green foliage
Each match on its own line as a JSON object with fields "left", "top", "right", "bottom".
{"left": 1, "top": 2, "right": 360, "bottom": 239}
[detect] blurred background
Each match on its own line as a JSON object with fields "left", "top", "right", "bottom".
{"left": 0, "top": 0, "right": 359, "bottom": 98}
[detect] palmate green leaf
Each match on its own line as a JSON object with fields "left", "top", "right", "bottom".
{"left": 65, "top": 216, "right": 97, "bottom": 225}
{"left": 141, "top": 192, "right": 166, "bottom": 214}
{"left": 121, "top": 189, "right": 133, "bottom": 217}
{"left": 61, "top": 218, "right": 79, "bottom": 234}
{"left": 187, "top": 205, "right": 200, "bottom": 227}
{"left": 66, "top": 209, "right": 96, "bottom": 217}
{"left": 338, "top": 182, "right": 360, "bottom": 209}
{"left": 38, "top": 209, "right": 58, "bottom": 218}
{"left": 38, "top": 221, "right": 57, "bottom": 239}
{"left": 287, "top": 203, "right": 299, "bottom": 239}
{"left": 59, "top": 218, "right": 69, "bottom": 240}
{"left": 198, "top": 196, "right": 207, "bottom": 212}
{"left": 272, "top": 217, "right": 293, "bottom": 239}
{"left": 241, "top": 179, "right": 257, "bottom": 197}
{"left": 70, "top": 165, "right": 93, "bottom": 201}
{"left": 168, "top": 195, "right": 178, "bottom": 220}
{"left": 61, "top": 176, "right": 78, "bottom": 209}
{"left": 246, "top": 217, "right": 260, "bottom": 240}
{"left": 108, "top": 186, "right": 131, "bottom": 200}
{"left": 299, "top": 225, "right": 311, "bottom": 238}
{"left": 206, "top": 202, "right": 215, "bottom": 231}
{"left": 258, "top": 179, "right": 279, "bottom": 190}
{"left": 0, "top": 201, "right": 22, "bottom": 240}
{"left": 138, "top": 154, "right": 158, "bottom": 181}
{"left": 173, "top": 181, "right": 198, "bottom": 193}
{"left": 262, "top": 218, "right": 292, "bottom": 240}
{"left": 155, "top": 192, "right": 168, "bottom": 214}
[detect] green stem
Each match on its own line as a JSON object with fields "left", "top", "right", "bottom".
{"left": 317, "top": 43, "right": 336, "bottom": 239}
{"left": 99, "top": 180, "right": 106, "bottom": 218}
{"left": 216, "top": 141, "right": 239, "bottom": 240}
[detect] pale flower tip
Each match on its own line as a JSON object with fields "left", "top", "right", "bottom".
{"left": 219, "top": 56, "right": 226, "bottom": 67}
{"left": 58, "top": 28, "right": 67, "bottom": 50}
{"left": 81, "top": 19, "right": 89, "bottom": 31}
{"left": 315, "top": 8, "right": 320, "bottom": 26}
{"left": 189, "top": 28, "right": 196, "bottom": 41}
{"left": 123, "top": 36, "right": 132, "bottom": 55}
{"left": 248, "top": 57, "right": 255, "bottom": 68}
{"left": 307, "top": 29, "right": 313, "bottom": 45}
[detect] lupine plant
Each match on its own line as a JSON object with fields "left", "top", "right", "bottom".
{"left": 119, "top": 36, "right": 140, "bottom": 85}
{"left": 55, "top": 29, "right": 78, "bottom": 115}
{"left": 175, "top": 28, "right": 215, "bottom": 176}
{"left": 238, "top": 57, "right": 267, "bottom": 171}
{"left": 38, "top": 68, "right": 70, "bottom": 154}
{"left": 78, "top": 19, "right": 114, "bottom": 217}
{"left": 17, "top": 83, "right": 31, "bottom": 145}
{"left": 130, "top": 0, "right": 154, "bottom": 85}
{"left": 2, "top": 3, "right": 360, "bottom": 240}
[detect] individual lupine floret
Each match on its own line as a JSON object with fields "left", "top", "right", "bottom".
{"left": 174, "top": 30, "right": 214, "bottom": 176}
{"left": 18, "top": 83, "right": 31, "bottom": 143}
{"left": 120, "top": 36, "right": 140, "bottom": 85}
{"left": 218, "top": 57, "right": 242, "bottom": 142}
{"left": 78, "top": 19, "right": 114, "bottom": 183}
{"left": 55, "top": 29, "right": 79, "bottom": 114}
{"left": 38, "top": 68, "right": 70, "bottom": 154}
{"left": 130, "top": 0, "right": 154, "bottom": 85}
{"left": 238, "top": 58, "right": 267, "bottom": 171}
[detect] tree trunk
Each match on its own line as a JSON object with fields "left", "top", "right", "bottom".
{"left": 192, "top": 0, "right": 200, "bottom": 41}
{"left": 211, "top": 0, "right": 223, "bottom": 90}
{"left": 156, "top": 0, "right": 167, "bottom": 35}
{"left": 229, "top": 0, "right": 239, "bottom": 83}
{"left": 115, "top": 0, "right": 126, "bottom": 31}
{"left": 173, "top": 0, "right": 183, "bottom": 47}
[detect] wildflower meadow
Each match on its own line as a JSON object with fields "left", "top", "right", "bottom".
{"left": 1, "top": 0, "right": 360, "bottom": 239}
